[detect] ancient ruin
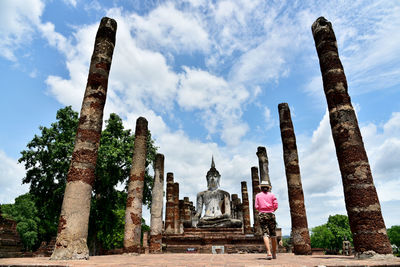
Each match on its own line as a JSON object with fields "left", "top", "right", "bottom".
{"left": 256, "top": 147, "right": 271, "bottom": 184}
{"left": 123, "top": 117, "right": 149, "bottom": 253}
{"left": 164, "top": 173, "right": 175, "bottom": 234}
{"left": 241, "top": 181, "right": 252, "bottom": 234}
{"left": 311, "top": 17, "right": 392, "bottom": 256}
{"left": 194, "top": 158, "right": 242, "bottom": 228}
{"left": 278, "top": 102, "right": 312, "bottom": 255}
{"left": 51, "top": 17, "right": 117, "bottom": 260}
{"left": 149, "top": 153, "right": 164, "bottom": 253}
{"left": 161, "top": 157, "right": 283, "bottom": 253}
{"left": 251, "top": 167, "right": 261, "bottom": 234}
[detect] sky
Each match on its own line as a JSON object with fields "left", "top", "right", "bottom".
{"left": 1, "top": 0, "right": 400, "bottom": 236}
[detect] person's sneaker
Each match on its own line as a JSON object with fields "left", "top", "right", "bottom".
{"left": 266, "top": 254, "right": 272, "bottom": 260}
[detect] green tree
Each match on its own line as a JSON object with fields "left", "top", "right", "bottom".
{"left": 19, "top": 106, "right": 157, "bottom": 250}
{"left": 1, "top": 194, "right": 40, "bottom": 251}
{"left": 388, "top": 225, "right": 400, "bottom": 247}
{"left": 310, "top": 214, "right": 353, "bottom": 253}
{"left": 19, "top": 106, "right": 78, "bottom": 242}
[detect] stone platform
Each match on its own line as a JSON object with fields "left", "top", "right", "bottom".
{"left": 163, "top": 227, "right": 282, "bottom": 254}
{"left": 1, "top": 253, "right": 400, "bottom": 267}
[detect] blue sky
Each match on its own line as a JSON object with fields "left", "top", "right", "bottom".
{"left": 1, "top": 0, "right": 400, "bottom": 236}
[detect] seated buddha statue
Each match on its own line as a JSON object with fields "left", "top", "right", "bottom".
{"left": 194, "top": 157, "right": 242, "bottom": 228}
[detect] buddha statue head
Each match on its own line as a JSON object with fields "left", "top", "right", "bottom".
{"left": 206, "top": 156, "right": 220, "bottom": 190}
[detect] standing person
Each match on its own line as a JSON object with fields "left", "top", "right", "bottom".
{"left": 255, "top": 181, "right": 278, "bottom": 260}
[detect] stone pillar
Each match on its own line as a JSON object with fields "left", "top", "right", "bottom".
{"left": 164, "top": 173, "right": 175, "bottom": 234}
{"left": 231, "top": 194, "right": 238, "bottom": 219}
{"left": 256, "top": 147, "right": 271, "bottom": 184}
{"left": 183, "top": 197, "right": 191, "bottom": 228}
{"left": 241, "top": 181, "right": 252, "bottom": 234}
{"left": 312, "top": 17, "right": 392, "bottom": 256}
{"left": 173, "top": 183, "right": 180, "bottom": 234}
{"left": 123, "top": 117, "right": 149, "bottom": 253}
{"left": 50, "top": 17, "right": 117, "bottom": 260}
{"left": 149, "top": 153, "right": 164, "bottom": 253}
{"left": 278, "top": 103, "right": 312, "bottom": 255}
{"left": 251, "top": 167, "right": 262, "bottom": 235}
{"left": 142, "top": 231, "right": 149, "bottom": 254}
{"left": 179, "top": 200, "right": 184, "bottom": 233}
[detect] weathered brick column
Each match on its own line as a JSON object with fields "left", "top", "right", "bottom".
{"left": 164, "top": 173, "right": 175, "bottom": 234}
{"left": 50, "top": 17, "right": 117, "bottom": 260}
{"left": 256, "top": 147, "right": 271, "bottom": 184}
{"left": 183, "top": 197, "right": 191, "bottom": 227}
{"left": 142, "top": 231, "right": 149, "bottom": 254}
{"left": 251, "top": 167, "right": 262, "bottom": 235}
{"left": 179, "top": 200, "right": 184, "bottom": 233}
{"left": 123, "top": 117, "right": 148, "bottom": 253}
{"left": 173, "top": 183, "right": 180, "bottom": 234}
{"left": 149, "top": 153, "right": 164, "bottom": 253}
{"left": 231, "top": 194, "right": 238, "bottom": 219}
{"left": 241, "top": 181, "right": 252, "bottom": 234}
{"left": 278, "top": 103, "right": 312, "bottom": 255}
{"left": 312, "top": 17, "right": 392, "bottom": 256}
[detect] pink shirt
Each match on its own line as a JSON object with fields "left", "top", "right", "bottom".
{"left": 255, "top": 191, "right": 278, "bottom": 213}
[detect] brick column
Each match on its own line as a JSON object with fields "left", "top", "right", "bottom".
{"left": 164, "top": 173, "right": 175, "bottom": 234}
{"left": 124, "top": 117, "right": 148, "bottom": 253}
{"left": 251, "top": 167, "right": 262, "bottom": 235}
{"left": 51, "top": 17, "right": 117, "bottom": 260}
{"left": 149, "top": 153, "right": 164, "bottom": 253}
{"left": 256, "top": 147, "right": 271, "bottom": 184}
{"left": 241, "top": 181, "right": 252, "bottom": 234}
{"left": 278, "top": 103, "right": 312, "bottom": 255}
{"left": 173, "top": 183, "right": 180, "bottom": 234}
{"left": 312, "top": 16, "right": 392, "bottom": 256}
{"left": 183, "top": 197, "right": 191, "bottom": 228}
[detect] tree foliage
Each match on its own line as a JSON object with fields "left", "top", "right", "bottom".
{"left": 18, "top": 106, "right": 157, "bottom": 250}
{"left": 388, "top": 225, "right": 400, "bottom": 248}
{"left": 1, "top": 194, "right": 40, "bottom": 251}
{"left": 310, "top": 214, "right": 353, "bottom": 253}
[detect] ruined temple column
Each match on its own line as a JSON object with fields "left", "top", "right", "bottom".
{"left": 251, "top": 167, "right": 262, "bottom": 235}
{"left": 231, "top": 194, "right": 238, "bottom": 219}
{"left": 278, "top": 103, "right": 312, "bottom": 255}
{"left": 164, "top": 173, "right": 175, "bottom": 234}
{"left": 312, "top": 17, "right": 392, "bottom": 256}
{"left": 173, "top": 183, "right": 180, "bottom": 234}
{"left": 183, "top": 197, "right": 191, "bottom": 228}
{"left": 256, "top": 147, "right": 271, "bottom": 184}
{"left": 50, "top": 17, "right": 117, "bottom": 260}
{"left": 241, "top": 181, "right": 252, "bottom": 234}
{"left": 123, "top": 117, "right": 148, "bottom": 253}
{"left": 149, "top": 153, "right": 164, "bottom": 253}
{"left": 179, "top": 200, "right": 184, "bottom": 233}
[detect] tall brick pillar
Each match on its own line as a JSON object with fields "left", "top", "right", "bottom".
{"left": 278, "top": 103, "right": 312, "bottom": 255}
{"left": 173, "top": 183, "right": 180, "bottom": 234}
{"left": 256, "top": 147, "right": 271, "bottom": 184}
{"left": 183, "top": 197, "right": 191, "bottom": 228}
{"left": 149, "top": 153, "right": 164, "bottom": 253}
{"left": 124, "top": 117, "right": 148, "bottom": 253}
{"left": 312, "top": 17, "right": 392, "bottom": 256}
{"left": 165, "top": 173, "right": 175, "bottom": 234}
{"left": 50, "top": 17, "right": 117, "bottom": 260}
{"left": 241, "top": 181, "right": 252, "bottom": 234}
{"left": 251, "top": 167, "right": 262, "bottom": 235}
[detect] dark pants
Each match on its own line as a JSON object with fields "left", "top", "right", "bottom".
{"left": 258, "top": 212, "right": 277, "bottom": 237}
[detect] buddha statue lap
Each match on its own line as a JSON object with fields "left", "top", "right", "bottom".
{"left": 194, "top": 157, "right": 242, "bottom": 228}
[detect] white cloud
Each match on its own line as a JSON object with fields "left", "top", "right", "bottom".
{"left": 178, "top": 67, "right": 249, "bottom": 145}
{"left": 0, "top": 0, "right": 44, "bottom": 61}
{"left": 0, "top": 150, "right": 28, "bottom": 204}
{"left": 131, "top": 3, "right": 210, "bottom": 53}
